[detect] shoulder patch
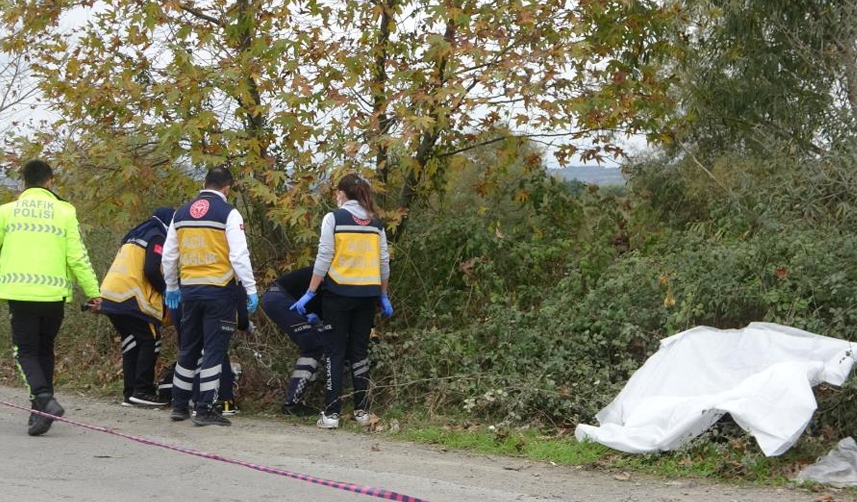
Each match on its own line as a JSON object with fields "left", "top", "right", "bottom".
{"left": 189, "top": 199, "right": 210, "bottom": 219}
{"left": 153, "top": 244, "right": 163, "bottom": 255}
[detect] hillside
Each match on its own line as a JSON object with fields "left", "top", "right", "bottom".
{"left": 550, "top": 166, "right": 626, "bottom": 186}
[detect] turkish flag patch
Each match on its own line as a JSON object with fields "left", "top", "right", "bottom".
{"left": 153, "top": 244, "right": 163, "bottom": 255}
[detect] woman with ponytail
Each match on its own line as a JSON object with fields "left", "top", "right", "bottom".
{"left": 290, "top": 173, "right": 393, "bottom": 429}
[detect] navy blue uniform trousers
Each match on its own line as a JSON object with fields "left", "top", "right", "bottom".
{"left": 321, "top": 292, "right": 375, "bottom": 415}
{"left": 261, "top": 286, "right": 325, "bottom": 405}
{"left": 169, "top": 305, "right": 235, "bottom": 403}
{"left": 171, "top": 298, "right": 236, "bottom": 411}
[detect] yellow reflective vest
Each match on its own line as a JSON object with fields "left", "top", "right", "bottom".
{"left": 0, "top": 187, "right": 99, "bottom": 302}
{"left": 173, "top": 193, "right": 235, "bottom": 293}
{"left": 326, "top": 208, "right": 383, "bottom": 297}
{"left": 100, "top": 229, "right": 165, "bottom": 324}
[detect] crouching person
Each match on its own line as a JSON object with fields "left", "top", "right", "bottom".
{"left": 100, "top": 208, "right": 175, "bottom": 407}
{"left": 261, "top": 267, "right": 327, "bottom": 416}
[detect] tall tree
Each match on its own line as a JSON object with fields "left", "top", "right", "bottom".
{"left": 320, "top": 0, "right": 680, "bottom": 233}
{"left": 672, "top": 0, "right": 857, "bottom": 159}
{"left": 2, "top": 0, "right": 679, "bottom": 248}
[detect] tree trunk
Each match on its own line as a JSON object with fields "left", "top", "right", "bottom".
{"left": 837, "top": 34, "right": 857, "bottom": 124}
{"left": 233, "top": 0, "right": 283, "bottom": 255}
{"left": 236, "top": 0, "right": 268, "bottom": 160}
{"left": 393, "top": 12, "right": 458, "bottom": 240}
{"left": 372, "top": 0, "right": 396, "bottom": 191}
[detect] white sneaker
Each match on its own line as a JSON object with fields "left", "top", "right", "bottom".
{"left": 129, "top": 393, "right": 169, "bottom": 407}
{"left": 317, "top": 412, "right": 340, "bottom": 429}
{"left": 353, "top": 410, "right": 371, "bottom": 426}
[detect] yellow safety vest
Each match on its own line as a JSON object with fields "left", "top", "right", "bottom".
{"left": 326, "top": 208, "right": 383, "bottom": 297}
{"left": 174, "top": 193, "right": 234, "bottom": 288}
{"left": 100, "top": 237, "right": 164, "bottom": 323}
{"left": 0, "top": 187, "right": 99, "bottom": 302}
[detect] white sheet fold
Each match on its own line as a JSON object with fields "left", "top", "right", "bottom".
{"left": 575, "top": 323, "right": 856, "bottom": 456}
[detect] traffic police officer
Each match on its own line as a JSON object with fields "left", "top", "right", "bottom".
{"left": 162, "top": 166, "right": 258, "bottom": 426}
{"left": 0, "top": 159, "right": 101, "bottom": 436}
{"left": 100, "top": 207, "right": 175, "bottom": 407}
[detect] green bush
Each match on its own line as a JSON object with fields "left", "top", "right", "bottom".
{"left": 371, "top": 156, "right": 857, "bottom": 434}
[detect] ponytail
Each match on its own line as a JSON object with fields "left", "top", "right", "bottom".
{"left": 337, "top": 173, "right": 379, "bottom": 217}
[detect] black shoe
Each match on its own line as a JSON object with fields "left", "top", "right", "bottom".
{"left": 170, "top": 407, "right": 190, "bottom": 421}
{"left": 28, "top": 394, "right": 64, "bottom": 437}
{"left": 129, "top": 392, "right": 169, "bottom": 407}
{"left": 29, "top": 414, "right": 55, "bottom": 436}
{"left": 281, "top": 402, "right": 316, "bottom": 417}
{"left": 192, "top": 410, "right": 231, "bottom": 427}
{"left": 28, "top": 402, "right": 37, "bottom": 426}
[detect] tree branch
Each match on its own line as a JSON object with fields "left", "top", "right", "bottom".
{"left": 0, "top": 54, "right": 38, "bottom": 115}
{"left": 435, "top": 129, "right": 614, "bottom": 158}
{"left": 180, "top": 3, "right": 223, "bottom": 27}
{"left": 436, "top": 135, "right": 508, "bottom": 158}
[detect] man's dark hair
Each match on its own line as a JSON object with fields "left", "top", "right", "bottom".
{"left": 204, "top": 165, "right": 234, "bottom": 190}
{"left": 23, "top": 160, "right": 53, "bottom": 188}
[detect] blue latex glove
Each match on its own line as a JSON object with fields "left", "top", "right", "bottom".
{"left": 289, "top": 290, "right": 316, "bottom": 315}
{"left": 247, "top": 293, "right": 259, "bottom": 314}
{"left": 306, "top": 313, "right": 321, "bottom": 325}
{"left": 165, "top": 289, "right": 181, "bottom": 310}
{"left": 380, "top": 294, "right": 394, "bottom": 318}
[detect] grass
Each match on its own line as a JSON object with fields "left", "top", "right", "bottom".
{"left": 382, "top": 416, "right": 850, "bottom": 490}
{"left": 399, "top": 425, "right": 608, "bottom": 464}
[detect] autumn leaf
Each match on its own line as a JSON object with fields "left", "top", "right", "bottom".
{"left": 663, "top": 290, "right": 676, "bottom": 308}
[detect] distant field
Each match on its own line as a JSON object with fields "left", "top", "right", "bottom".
{"left": 550, "top": 166, "right": 626, "bottom": 185}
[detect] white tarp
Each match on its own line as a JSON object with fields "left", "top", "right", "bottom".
{"left": 575, "top": 322, "right": 856, "bottom": 457}
{"left": 795, "top": 437, "right": 857, "bottom": 486}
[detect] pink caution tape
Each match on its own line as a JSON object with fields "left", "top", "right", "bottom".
{"left": 0, "top": 398, "right": 440, "bottom": 502}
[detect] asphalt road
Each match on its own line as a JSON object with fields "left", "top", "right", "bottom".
{"left": 0, "top": 386, "right": 829, "bottom": 502}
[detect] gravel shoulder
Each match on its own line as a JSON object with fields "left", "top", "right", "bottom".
{"left": 0, "top": 385, "right": 838, "bottom": 502}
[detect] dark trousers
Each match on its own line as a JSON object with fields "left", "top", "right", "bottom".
{"left": 219, "top": 353, "right": 235, "bottom": 401}
{"left": 171, "top": 298, "right": 236, "bottom": 411}
{"left": 262, "top": 287, "right": 325, "bottom": 405}
{"left": 108, "top": 314, "right": 161, "bottom": 399}
{"left": 8, "top": 300, "right": 64, "bottom": 399}
{"left": 169, "top": 305, "right": 235, "bottom": 402}
{"left": 321, "top": 292, "right": 375, "bottom": 415}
